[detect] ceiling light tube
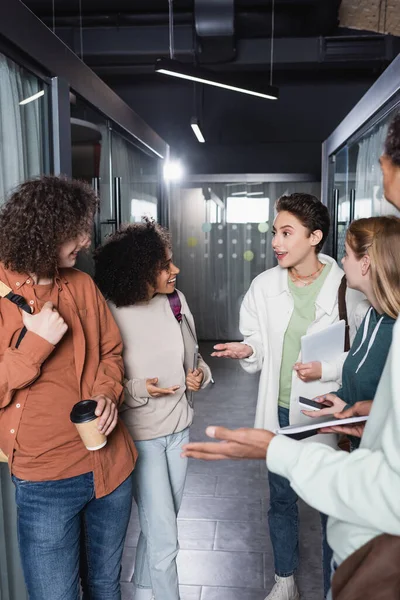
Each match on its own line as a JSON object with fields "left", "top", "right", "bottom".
{"left": 247, "top": 191, "right": 264, "bottom": 196}
{"left": 190, "top": 117, "right": 205, "bottom": 143}
{"left": 19, "top": 90, "right": 45, "bottom": 106}
{"left": 231, "top": 191, "right": 247, "bottom": 196}
{"left": 155, "top": 58, "right": 279, "bottom": 101}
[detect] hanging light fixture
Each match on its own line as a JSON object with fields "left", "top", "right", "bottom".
{"left": 156, "top": 0, "right": 279, "bottom": 101}
{"left": 156, "top": 58, "right": 279, "bottom": 100}
{"left": 190, "top": 117, "right": 205, "bottom": 143}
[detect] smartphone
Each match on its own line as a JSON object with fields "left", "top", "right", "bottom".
{"left": 299, "top": 396, "right": 330, "bottom": 411}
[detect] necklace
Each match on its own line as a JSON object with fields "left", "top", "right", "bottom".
{"left": 289, "top": 263, "right": 324, "bottom": 286}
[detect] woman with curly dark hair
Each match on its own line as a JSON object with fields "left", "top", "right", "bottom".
{"left": 94, "top": 220, "right": 212, "bottom": 600}
{"left": 0, "top": 175, "right": 137, "bottom": 600}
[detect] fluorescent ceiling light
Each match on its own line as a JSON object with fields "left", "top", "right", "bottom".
{"left": 190, "top": 117, "right": 205, "bottom": 143}
{"left": 231, "top": 191, "right": 247, "bottom": 196}
{"left": 155, "top": 58, "right": 279, "bottom": 101}
{"left": 19, "top": 90, "right": 45, "bottom": 106}
{"left": 247, "top": 191, "right": 264, "bottom": 196}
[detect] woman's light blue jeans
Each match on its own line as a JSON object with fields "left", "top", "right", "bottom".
{"left": 132, "top": 427, "right": 190, "bottom": 600}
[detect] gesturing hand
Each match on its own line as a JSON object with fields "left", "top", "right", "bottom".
{"left": 302, "top": 393, "right": 346, "bottom": 418}
{"left": 92, "top": 395, "right": 118, "bottom": 436}
{"left": 22, "top": 301, "right": 68, "bottom": 345}
{"left": 294, "top": 361, "right": 322, "bottom": 382}
{"left": 146, "top": 378, "right": 180, "bottom": 398}
{"left": 186, "top": 368, "right": 204, "bottom": 392}
{"left": 211, "top": 342, "right": 253, "bottom": 359}
{"left": 182, "top": 426, "right": 275, "bottom": 461}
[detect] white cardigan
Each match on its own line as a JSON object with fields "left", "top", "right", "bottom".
{"left": 239, "top": 254, "right": 366, "bottom": 445}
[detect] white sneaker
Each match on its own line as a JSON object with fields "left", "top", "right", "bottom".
{"left": 264, "top": 574, "right": 300, "bottom": 600}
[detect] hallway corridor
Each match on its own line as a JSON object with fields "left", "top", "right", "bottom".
{"left": 121, "top": 343, "right": 325, "bottom": 600}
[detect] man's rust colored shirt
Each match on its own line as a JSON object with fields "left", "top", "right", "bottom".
{"left": 0, "top": 264, "right": 137, "bottom": 498}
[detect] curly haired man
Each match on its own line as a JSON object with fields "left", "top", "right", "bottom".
{"left": 0, "top": 175, "right": 137, "bottom": 600}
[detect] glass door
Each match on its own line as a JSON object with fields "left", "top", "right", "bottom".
{"left": 70, "top": 97, "right": 114, "bottom": 253}
{"left": 110, "top": 129, "right": 159, "bottom": 226}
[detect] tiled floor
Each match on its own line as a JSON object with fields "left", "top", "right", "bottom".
{"left": 121, "top": 343, "right": 324, "bottom": 599}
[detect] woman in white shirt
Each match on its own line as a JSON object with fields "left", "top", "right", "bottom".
{"left": 211, "top": 193, "right": 363, "bottom": 600}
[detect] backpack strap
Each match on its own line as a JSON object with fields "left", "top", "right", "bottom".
{"left": 167, "top": 290, "right": 182, "bottom": 323}
{"left": 338, "top": 275, "right": 350, "bottom": 352}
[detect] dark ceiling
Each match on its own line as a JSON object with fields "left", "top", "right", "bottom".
{"left": 21, "top": 0, "right": 400, "bottom": 80}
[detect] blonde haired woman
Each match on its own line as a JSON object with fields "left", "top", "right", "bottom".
{"left": 304, "top": 216, "right": 400, "bottom": 447}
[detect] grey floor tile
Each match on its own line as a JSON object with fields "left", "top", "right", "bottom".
{"left": 216, "top": 474, "right": 269, "bottom": 499}
{"left": 201, "top": 588, "right": 267, "bottom": 600}
{"left": 187, "top": 458, "right": 263, "bottom": 479}
{"left": 177, "top": 549, "right": 264, "bottom": 588}
{"left": 214, "top": 521, "right": 272, "bottom": 553}
{"left": 184, "top": 473, "right": 217, "bottom": 496}
{"left": 180, "top": 585, "right": 202, "bottom": 600}
{"left": 263, "top": 554, "right": 277, "bottom": 591}
{"left": 178, "top": 519, "right": 217, "bottom": 550}
{"left": 297, "top": 501, "right": 324, "bottom": 599}
{"left": 179, "top": 496, "right": 262, "bottom": 522}
{"left": 121, "top": 546, "right": 136, "bottom": 582}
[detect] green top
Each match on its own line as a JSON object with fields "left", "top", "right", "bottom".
{"left": 335, "top": 306, "right": 395, "bottom": 449}
{"left": 278, "top": 264, "right": 331, "bottom": 409}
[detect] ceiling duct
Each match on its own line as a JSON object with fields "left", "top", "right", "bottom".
{"left": 194, "top": 0, "right": 235, "bottom": 64}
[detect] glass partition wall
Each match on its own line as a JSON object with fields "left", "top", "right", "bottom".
{"left": 71, "top": 96, "right": 162, "bottom": 274}
{"left": 327, "top": 99, "right": 400, "bottom": 262}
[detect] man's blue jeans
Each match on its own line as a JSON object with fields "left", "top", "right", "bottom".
{"left": 12, "top": 471, "right": 133, "bottom": 600}
{"left": 267, "top": 406, "right": 333, "bottom": 598}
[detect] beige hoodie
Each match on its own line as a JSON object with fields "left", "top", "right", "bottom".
{"left": 109, "top": 290, "right": 211, "bottom": 441}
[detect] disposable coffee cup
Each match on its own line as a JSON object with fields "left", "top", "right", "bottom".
{"left": 70, "top": 400, "right": 107, "bottom": 451}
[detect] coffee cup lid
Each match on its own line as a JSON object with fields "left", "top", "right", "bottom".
{"left": 70, "top": 400, "right": 98, "bottom": 424}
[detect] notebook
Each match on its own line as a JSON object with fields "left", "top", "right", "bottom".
{"left": 181, "top": 315, "right": 199, "bottom": 408}
{"left": 275, "top": 415, "right": 368, "bottom": 440}
{"left": 181, "top": 314, "right": 199, "bottom": 372}
{"left": 301, "top": 320, "right": 346, "bottom": 364}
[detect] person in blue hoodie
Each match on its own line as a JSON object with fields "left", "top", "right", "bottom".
{"left": 302, "top": 215, "right": 400, "bottom": 449}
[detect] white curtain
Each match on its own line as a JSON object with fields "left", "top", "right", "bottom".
{"left": 0, "top": 54, "right": 43, "bottom": 205}
{"left": 169, "top": 180, "right": 321, "bottom": 340}
{"left": 355, "top": 118, "right": 400, "bottom": 218}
